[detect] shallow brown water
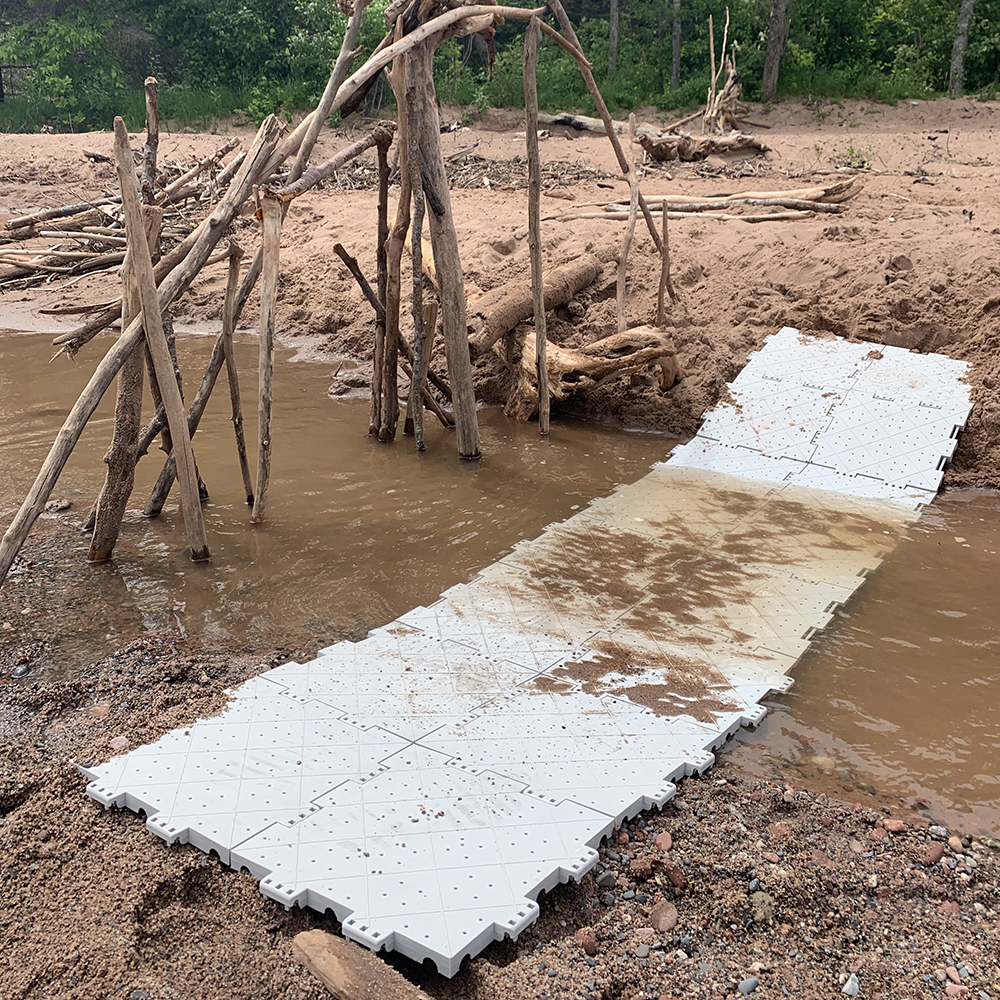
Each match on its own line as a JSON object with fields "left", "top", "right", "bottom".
{"left": 1, "top": 330, "right": 997, "bottom": 835}
{"left": 0, "top": 330, "right": 669, "bottom": 667}
{"left": 732, "top": 490, "right": 1000, "bottom": 836}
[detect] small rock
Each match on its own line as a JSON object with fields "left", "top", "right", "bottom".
{"left": 949, "top": 835, "right": 964, "bottom": 852}
{"left": 574, "top": 927, "right": 597, "bottom": 956}
{"left": 889, "top": 253, "right": 913, "bottom": 270}
{"left": 635, "top": 944, "right": 650, "bottom": 959}
{"left": 930, "top": 825, "right": 948, "bottom": 839}
{"left": 922, "top": 842, "right": 946, "bottom": 865}
{"left": 601, "top": 891, "right": 615, "bottom": 906}
{"left": 869, "top": 826, "right": 887, "bottom": 844}
{"left": 629, "top": 856, "right": 653, "bottom": 880}
{"left": 12, "top": 663, "right": 30, "bottom": 680}
{"left": 929, "top": 272, "right": 948, "bottom": 293}
{"left": 109, "top": 735, "right": 129, "bottom": 752}
{"left": 616, "top": 829, "right": 630, "bottom": 845}
{"left": 44, "top": 498, "right": 73, "bottom": 512}
{"left": 750, "top": 890, "right": 775, "bottom": 924}
{"left": 945, "top": 985, "right": 969, "bottom": 997}
{"left": 654, "top": 831, "right": 673, "bottom": 852}
{"left": 663, "top": 861, "right": 687, "bottom": 889}
{"left": 883, "top": 818, "right": 907, "bottom": 833}
{"left": 849, "top": 840, "right": 865, "bottom": 854}
{"left": 648, "top": 900, "right": 678, "bottom": 933}
{"left": 842, "top": 972, "right": 860, "bottom": 996}
{"left": 947, "top": 967, "right": 963, "bottom": 985}
{"left": 596, "top": 871, "right": 616, "bottom": 888}
{"left": 86, "top": 704, "right": 110, "bottom": 720}
{"left": 738, "top": 977, "right": 760, "bottom": 995}
{"left": 939, "top": 900, "right": 961, "bottom": 916}
{"left": 762, "top": 851, "right": 781, "bottom": 863}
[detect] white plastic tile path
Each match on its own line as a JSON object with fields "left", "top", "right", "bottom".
{"left": 81, "top": 329, "right": 972, "bottom": 976}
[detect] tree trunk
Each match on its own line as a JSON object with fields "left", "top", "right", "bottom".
{"left": 671, "top": 0, "right": 681, "bottom": 91}
{"left": 949, "top": 0, "right": 977, "bottom": 96}
{"left": 610, "top": 0, "right": 620, "bottom": 78}
{"left": 760, "top": 0, "right": 790, "bottom": 104}
{"left": 408, "top": 39, "right": 481, "bottom": 459}
{"left": 87, "top": 208, "right": 160, "bottom": 563}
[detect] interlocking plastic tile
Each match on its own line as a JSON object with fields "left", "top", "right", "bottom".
{"left": 81, "top": 328, "right": 970, "bottom": 977}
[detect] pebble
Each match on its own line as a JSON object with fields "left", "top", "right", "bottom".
{"left": 930, "top": 825, "right": 948, "bottom": 839}
{"left": 630, "top": 856, "right": 654, "bottom": 880}
{"left": 11, "top": 663, "right": 30, "bottom": 679}
{"left": 574, "top": 927, "right": 597, "bottom": 956}
{"left": 738, "top": 977, "right": 759, "bottom": 995}
{"left": 606, "top": 849, "right": 621, "bottom": 862}
{"left": 849, "top": 840, "right": 865, "bottom": 854}
{"left": 922, "top": 842, "right": 946, "bottom": 865}
{"left": 842, "top": 972, "right": 860, "bottom": 996}
{"left": 601, "top": 892, "right": 615, "bottom": 906}
{"left": 947, "top": 967, "right": 963, "bottom": 984}
{"left": 869, "top": 826, "right": 887, "bottom": 844}
{"left": 939, "top": 900, "right": 961, "bottom": 916}
{"left": 663, "top": 861, "right": 687, "bottom": 889}
{"left": 945, "top": 986, "right": 969, "bottom": 997}
{"left": 654, "top": 831, "right": 673, "bottom": 852}
{"left": 949, "top": 836, "right": 964, "bottom": 852}
{"left": 635, "top": 944, "right": 650, "bottom": 959}
{"left": 649, "top": 900, "right": 678, "bottom": 933}
{"left": 596, "top": 871, "right": 616, "bottom": 888}
{"left": 109, "top": 735, "right": 129, "bottom": 752}
{"left": 883, "top": 818, "right": 907, "bottom": 833}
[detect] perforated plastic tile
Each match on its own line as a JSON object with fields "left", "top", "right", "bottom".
{"left": 81, "top": 328, "right": 970, "bottom": 977}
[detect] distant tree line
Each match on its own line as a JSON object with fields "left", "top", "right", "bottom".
{"left": 0, "top": 0, "right": 997, "bottom": 130}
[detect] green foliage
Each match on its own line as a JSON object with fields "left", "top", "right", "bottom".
{"left": 2, "top": 0, "right": 1000, "bottom": 133}
{"left": 0, "top": 5, "right": 128, "bottom": 128}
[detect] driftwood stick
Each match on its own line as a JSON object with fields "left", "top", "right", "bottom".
{"left": 523, "top": 15, "right": 549, "bottom": 435}
{"left": 293, "top": 930, "right": 432, "bottom": 1000}
{"left": 222, "top": 241, "right": 254, "bottom": 506}
{"left": 157, "top": 138, "right": 240, "bottom": 205}
{"left": 0, "top": 116, "right": 281, "bottom": 586}
{"left": 656, "top": 198, "right": 677, "bottom": 326}
{"left": 617, "top": 114, "right": 640, "bottom": 334}
{"left": 275, "top": 126, "right": 394, "bottom": 202}
{"left": 547, "top": 0, "right": 662, "bottom": 254}
{"left": 113, "top": 117, "right": 209, "bottom": 561}
{"left": 251, "top": 190, "right": 283, "bottom": 524}
{"left": 88, "top": 206, "right": 159, "bottom": 563}
{"left": 380, "top": 18, "right": 410, "bottom": 444}
{"left": 407, "top": 111, "right": 427, "bottom": 449}
{"left": 6, "top": 197, "right": 120, "bottom": 231}
{"left": 410, "top": 37, "right": 480, "bottom": 459}
{"left": 332, "top": 243, "right": 451, "bottom": 428}
{"left": 141, "top": 77, "right": 159, "bottom": 207}
{"left": 372, "top": 133, "right": 390, "bottom": 435}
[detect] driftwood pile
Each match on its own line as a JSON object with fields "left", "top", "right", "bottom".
{"left": 0, "top": 137, "right": 250, "bottom": 292}
{"left": 0, "top": 0, "right": 687, "bottom": 589}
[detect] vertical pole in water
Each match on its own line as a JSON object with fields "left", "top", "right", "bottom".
{"left": 523, "top": 14, "right": 549, "bottom": 436}
{"left": 252, "top": 189, "right": 283, "bottom": 524}
{"left": 409, "top": 37, "right": 480, "bottom": 459}
{"left": 222, "top": 240, "right": 255, "bottom": 505}
{"left": 371, "top": 136, "right": 390, "bottom": 436}
{"left": 112, "top": 117, "right": 209, "bottom": 561}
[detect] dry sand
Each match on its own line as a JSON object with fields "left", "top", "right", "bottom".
{"left": 2, "top": 97, "right": 1000, "bottom": 998}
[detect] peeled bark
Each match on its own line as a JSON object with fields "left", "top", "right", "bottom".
{"left": 760, "top": 0, "right": 790, "bottom": 104}
{"left": 638, "top": 131, "right": 769, "bottom": 162}
{"left": 949, "top": 0, "right": 977, "bottom": 96}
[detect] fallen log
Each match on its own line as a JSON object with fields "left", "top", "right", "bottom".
{"left": 468, "top": 254, "right": 602, "bottom": 355}
{"left": 292, "top": 930, "right": 431, "bottom": 1000}
{"left": 606, "top": 197, "right": 846, "bottom": 214}
{"left": 537, "top": 111, "right": 658, "bottom": 137}
{"left": 502, "top": 325, "right": 681, "bottom": 422}
{"left": 637, "top": 130, "right": 769, "bottom": 162}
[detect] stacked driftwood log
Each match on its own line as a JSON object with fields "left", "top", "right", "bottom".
{"left": 0, "top": 0, "right": 859, "bottom": 590}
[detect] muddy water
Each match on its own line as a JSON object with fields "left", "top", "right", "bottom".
{"left": 0, "top": 330, "right": 668, "bottom": 668}
{"left": 2, "top": 331, "right": 998, "bottom": 835}
{"left": 732, "top": 490, "right": 1000, "bottom": 836}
